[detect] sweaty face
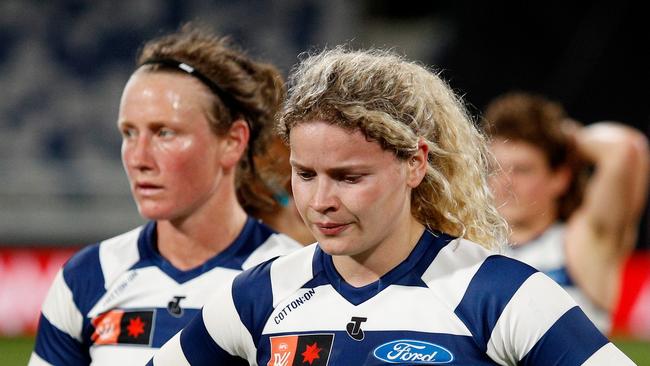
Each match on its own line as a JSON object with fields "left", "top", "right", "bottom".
{"left": 489, "top": 139, "right": 563, "bottom": 227}
{"left": 289, "top": 121, "right": 414, "bottom": 258}
{"left": 118, "top": 71, "right": 227, "bottom": 221}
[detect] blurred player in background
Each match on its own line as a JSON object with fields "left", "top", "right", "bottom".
{"left": 29, "top": 25, "right": 302, "bottom": 365}
{"left": 244, "top": 136, "right": 315, "bottom": 245}
{"left": 482, "top": 91, "right": 649, "bottom": 334}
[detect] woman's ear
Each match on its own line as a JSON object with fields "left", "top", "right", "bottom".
{"left": 549, "top": 164, "right": 572, "bottom": 198}
{"left": 406, "top": 137, "right": 429, "bottom": 188}
{"left": 220, "top": 119, "right": 250, "bottom": 168}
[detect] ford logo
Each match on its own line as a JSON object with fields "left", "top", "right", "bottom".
{"left": 373, "top": 339, "right": 454, "bottom": 364}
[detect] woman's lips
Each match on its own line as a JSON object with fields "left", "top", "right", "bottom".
{"left": 315, "top": 222, "right": 349, "bottom": 235}
{"left": 134, "top": 183, "right": 163, "bottom": 196}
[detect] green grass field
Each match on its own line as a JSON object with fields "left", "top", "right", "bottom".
{"left": 1, "top": 336, "right": 648, "bottom": 365}
{"left": 1, "top": 337, "right": 34, "bottom": 365}
{"left": 613, "top": 338, "right": 650, "bottom": 365}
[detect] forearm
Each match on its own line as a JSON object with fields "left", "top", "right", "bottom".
{"left": 575, "top": 122, "right": 649, "bottom": 232}
{"left": 564, "top": 122, "right": 649, "bottom": 311}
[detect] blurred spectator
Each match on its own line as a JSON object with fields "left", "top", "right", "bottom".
{"left": 482, "top": 91, "right": 649, "bottom": 334}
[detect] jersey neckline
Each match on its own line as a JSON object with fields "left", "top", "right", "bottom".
{"left": 134, "top": 217, "right": 271, "bottom": 283}
{"left": 313, "top": 230, "right": 455, "bottom": 305}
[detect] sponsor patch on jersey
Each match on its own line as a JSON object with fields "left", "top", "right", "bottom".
{"left": 91, "top": 309, "right": 155, "bottom": 346}
{"left": 268, "top": 333, "right": 334, "bottom": 366}
{"left": 373, "top": 339, "right": 454, "bottom": 364}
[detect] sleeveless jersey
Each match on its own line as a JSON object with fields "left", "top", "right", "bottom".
{"left": 148, "top": 230, "right": 632, "bottom": 365}
{"left": 29, "top": 217, "right": 301, "bottom": 366}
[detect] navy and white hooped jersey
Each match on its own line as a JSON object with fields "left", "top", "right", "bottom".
{"left": 503, "top": 223, "right": 610, "bottom": 333}
{"left": 148, "top": 230, "right": 632, "bottom": 365}
{"left": 29, "top": 217, "right": 301, "bottom": 366}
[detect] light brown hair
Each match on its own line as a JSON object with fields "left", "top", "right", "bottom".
{"left": 482, "top": 91, "right": 586, "bottom": 220}
{"left": 136, "top": 24, "right": 287, "bottom": 214}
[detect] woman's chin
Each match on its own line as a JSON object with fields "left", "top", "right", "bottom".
{"left": 316, "top": 238, "right": 355, "bottom": 257}
{"left": 136, "top": 205, "right": 176, "bottom": 222}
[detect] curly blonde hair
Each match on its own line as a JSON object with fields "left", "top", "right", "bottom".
{"left": 278, "top": 48, "right": 507, "bottom": 250}
{"left": 136, "top": 24, "right": 286, "bottom": 215}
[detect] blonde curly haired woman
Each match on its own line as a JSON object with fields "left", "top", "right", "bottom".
{"left": 149, "top": 48, "right": 633, "bottom": 365}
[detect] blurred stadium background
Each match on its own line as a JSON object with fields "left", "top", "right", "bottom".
{"left": 0, "top": 0, "right": 648, "bottom": 364}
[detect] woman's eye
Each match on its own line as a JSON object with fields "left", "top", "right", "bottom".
{"left": 342, "top": 175, "right": 361, "bottom": 184}
{"left": 158, "top": 128, "right": 175, "bottom": 137}
{"left": 296, "top": 171, "right": 315, "bottom": 180}
{"left": 120, "top": 128, "right": 136, "bottom": 138}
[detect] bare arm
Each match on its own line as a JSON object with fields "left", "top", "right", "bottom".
{"left": 565, "top": 122, "right": 649, "bottom": 311}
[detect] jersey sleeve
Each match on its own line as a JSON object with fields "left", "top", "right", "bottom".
{"left": 147, "top": 311, "right": 249, "bottom": 366}
{"left": 242, "top": 233, "right": 301, "bottom": 270}
{"left": 148, "top": 264, "right": 261, "bottom": 365}
{"left": 484, "top": 269, "right": 633, "bottom": 365}
{"left": 29, "top": 269, "right": 90, "bottom": 366}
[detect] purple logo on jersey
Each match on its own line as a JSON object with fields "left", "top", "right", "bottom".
{"left": 373, "top": 340, "right": 454, "bottom": 364}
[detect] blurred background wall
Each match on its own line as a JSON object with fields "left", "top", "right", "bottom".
{"left": 0, "top": 0, "right": 647, "bottom": 248}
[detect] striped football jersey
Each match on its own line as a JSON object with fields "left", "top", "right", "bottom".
{"left": 148, "top": 230, "right": 633, "bottom": 365}
{"left": 503, "top": 223, "right": 610, "bottom": 333}
{"left": 29, "top": 217, "right": 301, "bottom": 366}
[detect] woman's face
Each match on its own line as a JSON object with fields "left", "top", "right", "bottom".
{"left": 290, "top": 120, "right": 418, "bottom": 258}
{"left": 117, "top": 70, "right": 230, "bottom": 222}
{"left": 489, "top": 138, "right": 567, "bottom": 227}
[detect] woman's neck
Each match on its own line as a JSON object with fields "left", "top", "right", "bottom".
{"left": 509, "top": 214, "right": 558, "bottom": 246}
{"left": 333, "top": 219, "right": 425, "bottom": 288}
{"left": 156, "top": 193, "right": 248, "bottom": 271}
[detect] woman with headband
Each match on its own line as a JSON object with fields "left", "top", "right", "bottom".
{"left": 29, "top": 25, "right": 301, "bottom": 365}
